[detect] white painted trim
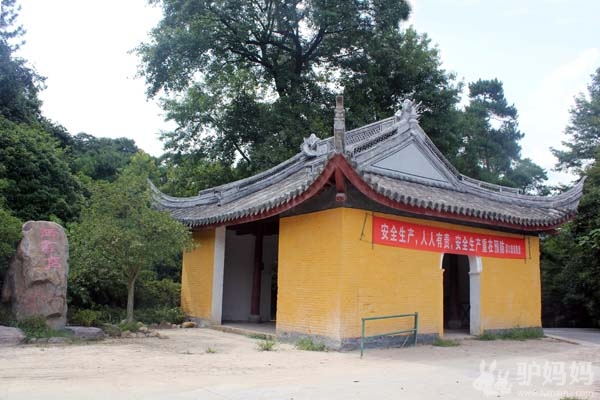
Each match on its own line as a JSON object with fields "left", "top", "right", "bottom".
{"left": 211, "top": 226, "right": 226, "bottom": 324}
{"left": 468, "top": 256, "right": 482, "bottom": 335}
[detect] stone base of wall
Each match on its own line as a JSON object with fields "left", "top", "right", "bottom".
{"left": 186, "top": 316, "right": 212, "bottom": 328}
{"left": 277, "top": 329, "right": 439, "bottom": 351}
{"left": 482, "top": 326, "right": 543, "bottom": 337}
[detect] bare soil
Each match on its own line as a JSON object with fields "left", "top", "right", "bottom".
{"left": 1, "top": 328, "right": 598, "bottom": 399}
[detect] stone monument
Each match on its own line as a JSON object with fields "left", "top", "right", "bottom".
{"left": 1, "top": 221, "right": 69, "bottom": 329}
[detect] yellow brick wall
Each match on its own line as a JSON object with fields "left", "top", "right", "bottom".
{"left": 339, "top": 208, "right": 442, "bottom": 338}
{"left": 277, "top": 208, "right": 343, "bottom": 339}
{"left": 277, "top": 207, "right": 541, "bottom": 341}
{"left": 480, "top": 236, "right": 541, "bottom": 330}
{"left": 181, "top": 229, "right": 215, "bottom": 319}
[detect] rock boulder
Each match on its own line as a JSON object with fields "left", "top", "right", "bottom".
{"left": 1, "top": 221, "right": 69, "bottom": 329}
{"left": 0, "top": 326, "right": 26, "bottom": 346}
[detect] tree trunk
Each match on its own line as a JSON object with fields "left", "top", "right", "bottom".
{"left": 126, "top": 277, "right": 136, "bottom": 323}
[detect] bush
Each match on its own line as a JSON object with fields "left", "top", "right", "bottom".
{"left": 476, "top": 328, "right": 544, "bottom": 341}
{"left": 295, "top": 337, "right": 327, "bottom": 351}
{"left": 257, "top": 339, "right": 276, "bottom": 351}
{"left": 135, "top": 279, "right": 181, "bottom": 309}
{"left": 135, "top": 307, "right": 186, "bottom": 325}
{"left": 71, "top": 309, "right": 102, "bottom": 327}
{"left": 12, "top": 315, "right": 68, "bottom": 339}
{"left": 118, "top": 321, "right": 140, "bottom": 333}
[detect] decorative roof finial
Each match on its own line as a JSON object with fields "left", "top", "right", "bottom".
{"left": 334, "top": 95, "right": 345, "bottom": 153}
{"left": 396, "top": 99, "right": 420, "bottom": 123}
{"left": 301, "top": 133, "right": 320, "bottom": 157}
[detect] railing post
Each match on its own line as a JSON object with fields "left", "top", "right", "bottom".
{"left": 360, "top": 318, "right": 365, "bottom": 358}
{"left": 413, "top": 312, "right": 419, "bottom": 345}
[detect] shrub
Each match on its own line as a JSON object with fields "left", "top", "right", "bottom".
{"left": 13, "top": 315, "right": 68, "bottom": 339}
{"left": 135, "top": 279, "right": 181, "bottom": 309}
{"left": 118, "top": 321, "right": 140, "bottom": 333}
{"left": 71, "top": 309, "right": 102, "bottom": 327}
{"left": 295, "top": 337, "right": 327, "bottom": 351}
{"left": 257, "top": 339, "right": 276, "bottom": 351}
{"left": 135, "top": 307, "right": 186, "bottom": 325}
{"left": 476, "top": 328, "right": 544, "bottom": 341}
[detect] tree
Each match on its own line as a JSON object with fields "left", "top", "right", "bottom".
{"left": 69, "top": 153, "right": 192, "bottom": 322}
{"left": 0, "top": 116, "right": 83, "bottom": 222}
{"left": 137, "top": 0, "right": 416, "bottom": 176}
{"left": 339, "top": 27, "right": 462, "bottom": 158}
{"left": 454, "top": 79, "right": 547, "bottom": 192}
{"left": 541, "top": 150, "right": 600, "bottom": 327}
{"left": 0, "top": 0, "right": 44, "bottom": 124}
{"left": 541, "top": 67, "right": 600, "bottom": 327}
{"left": 552, "top": 67, "right": 600, "bottom": 174}
{"left": 70, "top": 133, "right": 139, "bottom": 182}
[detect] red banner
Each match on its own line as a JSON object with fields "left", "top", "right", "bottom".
{"left": 372, "top": 216, "right": 526, "bottom": 259}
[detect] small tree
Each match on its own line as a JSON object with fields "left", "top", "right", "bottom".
{"left": 70, "top": 152, "right": 192, "bottom": 322}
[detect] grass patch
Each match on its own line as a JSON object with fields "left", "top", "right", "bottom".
{"left": 257, "top": 339, "right": 276, "bottom": 351}
{"left": 433, "top": 337, "right": 460, "bottom": 347}
{"left": 205, "top": 347, "right": 217, "bottom": 354}
{"left": 118, "top": 321, "right": 141, "bottom": 333}
{"left": 476, "top": 328, "right": 544, "bottom": 341}
{"left": 295, "top": 337, "right": 327, "bottom": 352}
{"left": 12, "top": 316, "right": 70, "bottom": 339}
{"left": 247, "top": 333, "right": 269, "bottom": 340}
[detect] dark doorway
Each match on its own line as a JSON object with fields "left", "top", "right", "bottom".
{"left": 222, "top": 217, "right": 279, "bottom": 323}
{"left": 443, "top": 253, "right": 470, "bottom": 332}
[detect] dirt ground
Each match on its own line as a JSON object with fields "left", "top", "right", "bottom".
{"left": 1, "top": 328, "right": 598, "bottom": 400}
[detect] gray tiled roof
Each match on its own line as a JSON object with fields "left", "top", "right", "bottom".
{"left": 152, "top": 108, "right": 583, "bottom": 231}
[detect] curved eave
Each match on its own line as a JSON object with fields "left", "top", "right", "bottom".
{"left": 333, "top": 156, "right": 579, "bottom": 232}
{"left": 159, "top": 155, "right": 581, "bottom": 232}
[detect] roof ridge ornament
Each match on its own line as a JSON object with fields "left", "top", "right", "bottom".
{"left": 396, "top": 99, "right": 421, "bottom": 124}
{"left": 301, "top": 133, "right": 321, "bottom": 157}
{"left": 334, "top": 95, "right": 346, "bottom": 153}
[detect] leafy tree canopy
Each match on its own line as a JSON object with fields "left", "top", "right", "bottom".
{"left": 455, "top": 79, "right": 547, "bottom": 193}
{"left": 70, "top": 133, "right": 139, "bottom": 182}
{"left": 0, "top": 116, "right": 83, "bottom": 222}
{"left": 552, "top": 67, "right": 600, "bottom": 174}
{"left": 69, "top": 152, "right": 193, "bottom": 322}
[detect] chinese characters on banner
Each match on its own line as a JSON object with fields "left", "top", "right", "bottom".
{"left": 372, "top": 216, "right": 526, "bottom": 259}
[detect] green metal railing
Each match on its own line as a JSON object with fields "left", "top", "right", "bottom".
{"left": 360, "top": 312, "right": 418, "bottom": 358}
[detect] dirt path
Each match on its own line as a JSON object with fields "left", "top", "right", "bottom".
{"left": 1, "top": 329, "right": 598, "bottom": 399}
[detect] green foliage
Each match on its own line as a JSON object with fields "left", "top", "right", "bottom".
{"left": 118, "top": 321, "right": 140, "bottom": 333}
{"left": 0, "top": 116, "right": 83, "bottom": 222}
{"left": 433, "top": 338, "right": 460, "bottom": 347}
{"left": 139, "top": 0, "right": 455, "bottom": 182}
{"left": 70, "top": 309, "right": 102, "bottom": 327}
{"left": 295, "top": 337, "right": 327, "bottom": 351}
{"left": 247, "top": 333, "right": 269, "bottom": 340}
{"left": 70, "top": 133, "right": 138, "bottom": 182}
{"left": 0, "top": 205, "right": 21, "bottom": 285}
{"left": 0, "top": 0, "right": 44, "bottom": 124}
{"left": 553, "top": 67, "right": 600, "bottom": 174}
{"left": 134, "top": 307, "right": 186, "bottom": 325}
{"left": 475, "top": 328, "right": 543, "bottom": 341}
{"left": 68, "top": 152, "right": 193, "bottom": 322}
{"left": 455, "top": 79, "right": 547, "bottom": 193}
{"left": 12, "top": 315, "right": 68, "bottom": 339}
{"left": 257, "top": 339, "right": 276, "bottom": 351}
{"left": 135, "top": 278, "right": 181, "bottom": 309}
{"left": 205, "top": 347, "right": 217, "bottom": 354}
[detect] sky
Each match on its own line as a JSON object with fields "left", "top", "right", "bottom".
{"left": 15, "top": 0, "right": 600, "bottom": 185}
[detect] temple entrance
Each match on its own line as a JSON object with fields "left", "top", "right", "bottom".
{"left": 221, "top": 218, "right": 279, "bottom": 324}
{"left": 442, "top": 253, "right": 470, "bottom": 333}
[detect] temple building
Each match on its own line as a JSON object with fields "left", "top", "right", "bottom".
{"left": 153, "top": 97, "right": 583, "bottom": 348}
